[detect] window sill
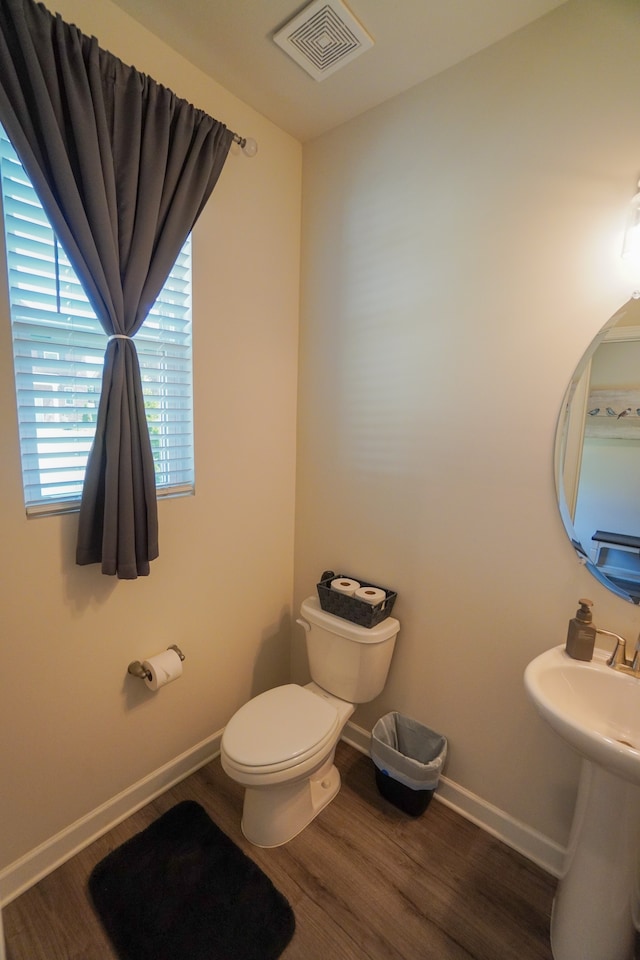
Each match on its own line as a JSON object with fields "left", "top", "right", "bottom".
{"left": 26, "top": 484, "right": 194, "bottom": 519}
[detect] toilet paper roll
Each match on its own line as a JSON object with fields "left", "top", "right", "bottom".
{"left": 355, "top": 586, "right": 386, "bottom": 606}
{"left": 331, "top": 577, "right": 361, "bottom": 596}
{"left": 143, "top": 649, "right": 183, "bottom": 691}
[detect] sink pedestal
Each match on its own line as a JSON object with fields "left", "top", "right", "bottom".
{"left": 551, "top": 759, "right": 640, "bottom": 960}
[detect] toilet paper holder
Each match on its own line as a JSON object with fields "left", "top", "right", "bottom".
{"left": 128, "top": 644, "right": 185, "bottom": 681}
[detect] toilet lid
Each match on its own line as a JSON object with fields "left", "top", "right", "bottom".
{"left": 222, "top": 684, "right": 339, "bottom": 768}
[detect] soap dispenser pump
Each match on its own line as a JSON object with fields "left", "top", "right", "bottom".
{"left": 566, "top": 598, "right": 596, "bottom": 661}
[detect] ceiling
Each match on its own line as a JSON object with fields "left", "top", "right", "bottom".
{"left": 109, "top": 0, "right": 568, "bottom": 142}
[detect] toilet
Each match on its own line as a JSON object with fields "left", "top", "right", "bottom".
{"left": 220, "top": 595, "right": 400, "bottom": 847}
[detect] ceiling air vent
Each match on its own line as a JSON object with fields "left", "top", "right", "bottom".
{"left": 273, "top": 0, "right": 374, "bottom": 82}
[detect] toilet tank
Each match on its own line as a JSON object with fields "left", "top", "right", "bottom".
{"left": 299, "top": 596, "right": 399, "bottom": 703}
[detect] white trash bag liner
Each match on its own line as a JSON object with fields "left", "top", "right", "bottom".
{"left": 370, "top": 712, "right": 447, "bottom": 791}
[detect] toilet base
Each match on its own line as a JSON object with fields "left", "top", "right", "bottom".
{"left": 241, "top": 755, "right": 341, "bottom": 847}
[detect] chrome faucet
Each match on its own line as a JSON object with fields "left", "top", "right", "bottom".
{"left": 597, "top": 629, "right": 640, "bottom": 677}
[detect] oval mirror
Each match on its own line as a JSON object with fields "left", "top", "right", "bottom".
{"left": 556, "top": 296, "right": 640, "bottom": 603}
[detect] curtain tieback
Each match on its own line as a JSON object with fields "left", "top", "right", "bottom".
{"left": 108, "top": 334, "right": 133, "bottom": 342}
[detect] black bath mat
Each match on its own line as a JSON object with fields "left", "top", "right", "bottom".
{"left": 88, "top": 800, "right": 295, "bottom": 960}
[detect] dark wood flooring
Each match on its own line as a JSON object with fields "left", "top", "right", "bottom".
{"left": 3, "top": 741, "right": 557, "bottom": 959}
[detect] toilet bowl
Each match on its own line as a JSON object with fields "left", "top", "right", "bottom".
{"left": 222, "top": 682, "right": 354, "bottom": 846}
{"left": 221, "top": 595, "right": 400, "bottom": 847}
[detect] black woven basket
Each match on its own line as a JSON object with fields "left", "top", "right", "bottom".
{"left": 316, "top": 571, "right": 397, "bottom": 628}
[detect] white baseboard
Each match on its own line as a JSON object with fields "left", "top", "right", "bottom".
{"left": 435, "top": 778, "right": 565, "bottom": 878}
{"left": 0, "top": 729, "right": 223, "bottom": 909}
{"left": 342, "top": 720, "right": 565, "bottom": 879}
{"left": 0, "top": 717, "right": 565, "bottom": 916}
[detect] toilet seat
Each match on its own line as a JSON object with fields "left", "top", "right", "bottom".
{"left": 221, "top": 683, "right": 340, "bottom": 774}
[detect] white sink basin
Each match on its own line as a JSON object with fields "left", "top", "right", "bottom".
{"left": 525, "top": 644, "right": 640, "bottom": 960}
{"left": 524, "top": 644, "right": 640, "bottom": 785}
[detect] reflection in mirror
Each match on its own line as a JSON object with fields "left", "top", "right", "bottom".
{"left": 556, "top": 297, "right": 640, "bottom": 603}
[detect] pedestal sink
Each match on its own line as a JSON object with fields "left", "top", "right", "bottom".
{"left": 524, "top": 645, "right": 640, "bottom": 960}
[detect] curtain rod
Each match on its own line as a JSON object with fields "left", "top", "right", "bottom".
{"left": 231, "top": 132, "right": 258, "bottom": 158}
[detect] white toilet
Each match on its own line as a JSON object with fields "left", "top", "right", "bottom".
{"left": 220, "top": 595, "right": 400, "bottom": 847}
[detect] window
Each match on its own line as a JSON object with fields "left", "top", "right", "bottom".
{"left": 0, "top": 126, "right": 194, "bottom": 515}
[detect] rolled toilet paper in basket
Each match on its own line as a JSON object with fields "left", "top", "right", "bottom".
{"left": 355, "top": 586, "right": 386, "bottom": 606}
{"left": 143, "top": 648, "right": 183, "bottom": 691}
{"left": 331, "top": 577, "right": 361, "bottom": 596}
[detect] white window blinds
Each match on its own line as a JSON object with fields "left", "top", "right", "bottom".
{"left": 0, "top": 126, "right": 194, "bottom": 514}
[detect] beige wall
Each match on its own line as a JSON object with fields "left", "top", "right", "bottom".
{"left": 0, "top": 0, "right": 301, "bottom": 869}
{"left": 295, "top": 0, "right": 640, "bottom": 847}
{"left": 2, "top": 0, "right": 640, "bottom": 890}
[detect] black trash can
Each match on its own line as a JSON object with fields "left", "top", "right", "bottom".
{"left": 370, "top": 712, "right": 447, "bottom": 816}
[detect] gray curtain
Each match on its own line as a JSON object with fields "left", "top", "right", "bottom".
{"left": 0, "top": 0, "right": 233, "bottom": 577}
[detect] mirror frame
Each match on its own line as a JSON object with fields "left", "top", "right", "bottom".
{"left": 555, "top": 297, "right": 640, "bottom": 603}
